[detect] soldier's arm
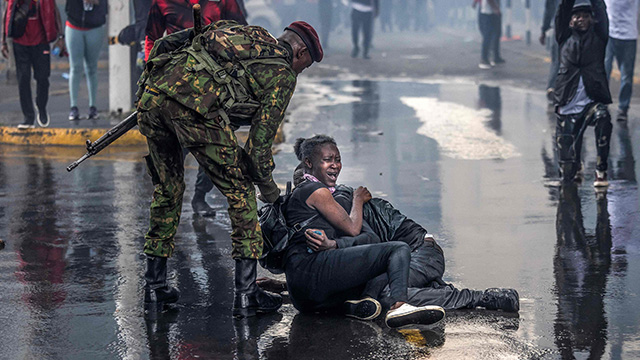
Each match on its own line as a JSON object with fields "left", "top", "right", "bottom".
{"left": 555, "top": 0, "right": 575, "bottom": 44}
{"left": 244, "top": 65, "right": 297, "bottom": 186}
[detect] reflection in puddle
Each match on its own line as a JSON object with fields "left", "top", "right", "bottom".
{"left": 401, "top": 97, "right": 520, "bottom": 160}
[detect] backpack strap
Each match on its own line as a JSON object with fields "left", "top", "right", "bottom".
{"left": 289, "top": 214, "right": 319, "bottom": 234}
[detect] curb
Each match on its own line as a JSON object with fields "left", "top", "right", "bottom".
{"left": 0, "top": 123, "right": 283, "bottom": 147}
{"left": 0, "top": 126, "right": 146, "bottom": 146}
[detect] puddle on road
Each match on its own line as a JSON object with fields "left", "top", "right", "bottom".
{"left": 0, "top": 79, "right": 639, "bottom": 359}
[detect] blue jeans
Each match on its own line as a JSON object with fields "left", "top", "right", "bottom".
{"left": 605, "top": 37, "right": 637, "bottom": 111}
{"left": 65, "top": 25, "right": 106, "bottom": 108}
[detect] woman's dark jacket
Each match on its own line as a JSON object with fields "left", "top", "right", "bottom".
{"left": 66, "top": 0, "right": 108, "bottom": 29}
{"left": 554, "top": 0, "right": 612, "bottom": 107}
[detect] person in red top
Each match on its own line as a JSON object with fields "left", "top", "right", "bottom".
{"left": 2, "top": 0, "right": 65, "bottom": 128}
{"left": 144, "top": 0, "right": 246, "bottom": 216}
{"left": 144, "top": 0, "right": 246, "bottom": 61}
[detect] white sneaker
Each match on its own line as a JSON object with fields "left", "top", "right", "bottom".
{"left": 478, "top": 61, "right": 492, "bottom": 70}
{"left": 17, "top": 123, "right": 35, "bottom": 129}
{"left": 385, "top": 303, "right": 445, "bottom": 328}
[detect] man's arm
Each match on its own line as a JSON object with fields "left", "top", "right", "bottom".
{"left": 555, "top": 0, "right": 575, "bottom": 44}
{"left": 244, "top": 64, "right": 296, "bottom": 192}
{"left": 144, "top": 0, "right": 166, "bottom": 60}
{"left": 591, "top": 0, "right": 608, "bottom": 40}
{"left": 335, "top": 221, "right": 381, "bottom": 248}
{"left": 542, "top": 0, "right": 557, "bottom": 33}
{"left": 222, "top": 0, "right": 247, "bottom": 25}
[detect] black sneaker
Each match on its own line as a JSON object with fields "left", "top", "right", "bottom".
{"left": 88, "top": 106, "right": 99, "bottom": 120}
{"left": 69, "top": 106, "right": 80, "bottom": 121}
{"left": 491, "top": 57, "right": 506, "bottom": 66}
{"left": 616, "top": 108, "right": 628, "bottom": 122}
{"left": 593, "top": 170, "right": 609, "bottom": 188}
{"left": 385, "top": 304, "right": 445, "bottom": 328}
{"left": 37, "top": 109, "right": 50, "bottom": 127}
{"left": 343, "top": 297, "right": 382, "bottom": 321}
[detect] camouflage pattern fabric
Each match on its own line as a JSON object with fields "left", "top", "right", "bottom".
{"left": 136, "top": 21, "right": 297, "bottom": 259}
{"left": 138, "top": 93, "right": 262, "bottom": 259}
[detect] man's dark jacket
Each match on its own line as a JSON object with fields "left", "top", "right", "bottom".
{"left": 554, "top": 0, "right": 612, "bottom": 107}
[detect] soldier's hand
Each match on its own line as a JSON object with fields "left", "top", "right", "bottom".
{"left": 258, "top": 181, "right": 280, "bottom": 203}
{"left": 1, "top": 43, "right": 9, "bottom": 59}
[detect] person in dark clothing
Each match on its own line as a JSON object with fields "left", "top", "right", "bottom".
{"left": 475, "top": 0, "right": 504, "bottom": 69}
{"left": 554, "top": 0, "right": 612, "bottom": 188}
{"left": 282, "top": 135, "right": 446, "bottom": 328}
{"left": 144, "top": 0, "right": 247, "bottom": 216}
{"left": 350, "top": 0, "right": 378, "bottom": 59}
{"left": 2, "top": 0, "right": 65, "bottom": 128}
{"left": 267, "top": 136, "right": 520, "bottom": 314}
{"left": 540, "top": 0, "right": 560, "bottom": 105}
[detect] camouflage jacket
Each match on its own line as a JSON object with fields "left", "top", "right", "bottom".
{"left": 139, "top": 20, "right": 297, "bottom": 186}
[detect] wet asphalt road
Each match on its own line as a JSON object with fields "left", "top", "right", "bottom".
{"left": 1, "top": 79, "right": 640, "bottom": 359}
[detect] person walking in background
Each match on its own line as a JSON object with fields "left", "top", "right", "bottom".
{"left": 65, "top": 0, "right": 107, "bottom": 121}
{"left": 474, "top": 0, "right": 505, "bottom": 69}
{"left": 604, "top": 0, "right": 639, "bottom": 121}
{"left": 2, "top": 0, "right": 64, "bottom": 128}
{"left": 144, "top": 0, "right": 246, "bottom": 216}
{"left": 350, "top": 0, "right": 378, "bottom": 59}
{"left": 379, "top": 0, "right": 392, "bottom": 32}
{"left": 318, "top": 0, "right": 333, "bottom": 51}
{"left": 554, "top": 0, "right": 612, "bottom": 187}
{"left": 540, "top": 0, "right": 560, "bottom": 106}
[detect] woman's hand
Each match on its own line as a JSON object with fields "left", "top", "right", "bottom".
{"left": 354, "top": 186, "right": 372, "bottom": 203}
{"left": 305, "top": 229, "right": 336, "bottom": 252}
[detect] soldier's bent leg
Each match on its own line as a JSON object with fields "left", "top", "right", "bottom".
{"left": 142, "top": 131, "right": 186, "bottom": 258}
{"left": 189, "top": 144, "right": 281, "bottom": 317}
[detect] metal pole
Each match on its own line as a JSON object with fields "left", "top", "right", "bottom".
{"left": 108, "top": 0, "right": 132, "bottom": 114}
{"left": 505, "top": 0, "right": 513, "bottom": 39}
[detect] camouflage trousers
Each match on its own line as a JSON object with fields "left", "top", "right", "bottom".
{"left": 137, "top": 91, "right": 263, "bottom": 259}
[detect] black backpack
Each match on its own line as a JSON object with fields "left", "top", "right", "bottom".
{"left": 8, "top": 0, "right": 33, "bottom": 39}
{"left": 258, "top": 182, "right": 317, "bottom": 274}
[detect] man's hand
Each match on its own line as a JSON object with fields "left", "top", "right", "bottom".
{"left": 53, "top": 38, "right": 66, "bottom": 56}
{"left": 1, "top": 43, "right": 9, "bottom": 59}
{"left": 305, "top": 229, "right": 336, "bottom": 251}
{"left": 539, "top": 32, "right": 546, "bottom": 46}
{"left": 354, "top": 186, "right": 372, "bottom": 203}
{"left": 257, "top": 180, "right": 280, "bottom": 203}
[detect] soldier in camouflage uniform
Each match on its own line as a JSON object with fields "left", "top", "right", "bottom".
{"left": 137, "top": 19, "right": 323, "bottom": 317}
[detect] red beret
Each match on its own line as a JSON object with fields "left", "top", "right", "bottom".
{"left": 285, "top": 21, "right": 323, "bottom": 63}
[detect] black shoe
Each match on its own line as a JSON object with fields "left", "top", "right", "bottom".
{"left": 477, "top": 288, "right": 519, "bottom": 312}
{"left": 351, "top": 46, "right": 359, "bottom": 58}
{"left": 144, "top": 255, "right": 180, "bottom": 314}
{"left": 343, "top": 297, "right": 381, "bottom": 320}
{"left": 363, "top": 52, "right": 370, "bottom": 59}
{"left": 37, "top": 108, "right": 50, "bottom": 127}
{"left": 17, "top": 121, "right": 35, "bottom": 129}
{"left": 192, "top": 193, "right": 216, "bottom": 217}
{"left": 385, "top": 304, "right": 445, "bottom": 328}
{"left": 233, "top": 259, "right": 283, "bottom": 318}
{"left": 88, "top": 106, "right": 99, "bottom": 120}
{"left": 491, "top": 57, "right": 506, "bottom": 66}
{"left": 69, "top": 106, "right": 80, "bottom": 121}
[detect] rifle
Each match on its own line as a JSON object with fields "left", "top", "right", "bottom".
{"left": 66, "top": 111, "right": 139, "bottom": 172}
{"left": 67, "top": 4, "right": 204, "bottom": 172}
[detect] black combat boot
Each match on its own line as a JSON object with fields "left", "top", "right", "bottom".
{"left": 233, "top": 259, "right": 283, "bottom": 318}
{"left": 144, "top": 256, "right": 180, "bottom": 313}
{"left": 191, "top": 191, "right": 216, "bottom": 217}
{"left": 476, "top": 288, "right": 520, "bottom": 312}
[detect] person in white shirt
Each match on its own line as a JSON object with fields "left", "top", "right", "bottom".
{"left": 604, "top": 0, "right": 639, "bottom": 121}
{"left": 350, "top": 0, "right": 378, "bottom": 59}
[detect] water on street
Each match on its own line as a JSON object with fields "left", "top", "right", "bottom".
{"left": 1, "top": 79, "right": 639, "bottom": 359}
